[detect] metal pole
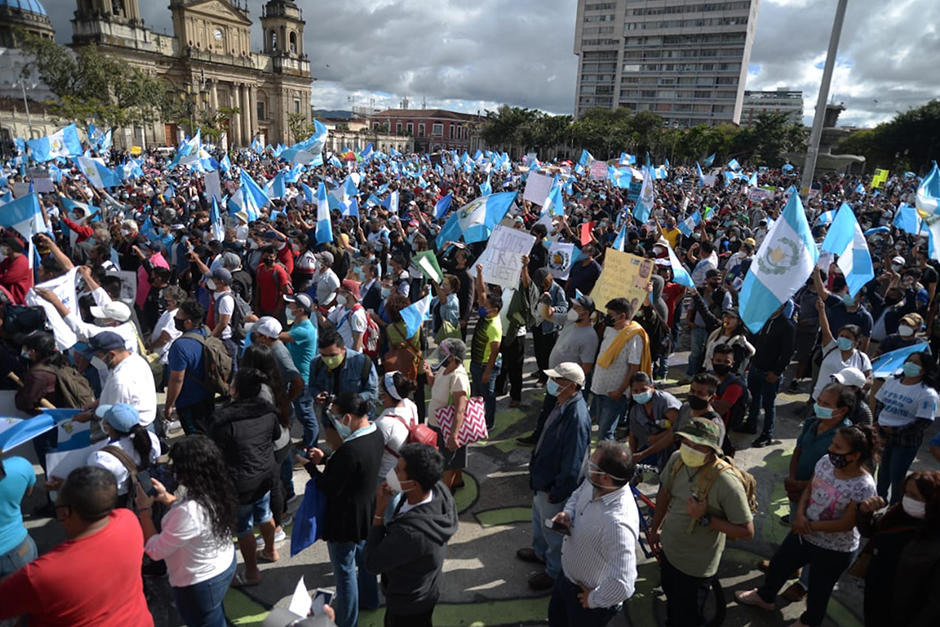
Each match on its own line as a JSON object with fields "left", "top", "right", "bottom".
{"left": 20, "top": 79, "right": 33, "bottom": 138}
{"left": 800, "top": 0, "right": 849, "bottom": 198}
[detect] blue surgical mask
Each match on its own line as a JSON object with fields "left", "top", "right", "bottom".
{"left": 332, "top": 413, "right": 352, "bottom": 440}
{"left": 902, "top": 361, "right": 923, "bottom": 378}
{"left": 814, "top": 403, "right": 834, "bottom": 419}
{"left": 836, "top": 336, "right": 854, "bottom": 351}
{"left": 546, "top": 379, "right": 560, "bottom": 396}
{"left": 841, "top": 292, "right": 855, "bottom": 306}
{"left": 478, "top": 306, "right": 489, "bottom": 318}
{"left": 632, "top": 390, "right": 653, "bottom": 404}
{"left": 380, "top": 287, "right": 392, "bottom": 298}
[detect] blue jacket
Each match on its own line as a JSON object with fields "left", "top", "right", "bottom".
{"left": 529, "top": 394, "right": 591, "bottom": 503}
{"left": 308, "top": 348, "right": 379, "bottom": 413}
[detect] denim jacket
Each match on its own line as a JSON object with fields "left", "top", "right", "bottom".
{"left": 308, "top": 348, "right": 379, "bottom": 415}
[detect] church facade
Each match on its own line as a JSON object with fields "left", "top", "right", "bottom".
{"left": 0, "top": 0, "right": 312, "bottom": 148}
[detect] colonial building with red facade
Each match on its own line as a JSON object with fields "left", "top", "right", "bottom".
{"left": 370, "top": 108, "right": 483, "bottom": 153}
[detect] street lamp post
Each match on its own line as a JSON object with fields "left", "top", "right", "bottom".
{"left": 19, "top": 78, "right": 33, "bottom": 138}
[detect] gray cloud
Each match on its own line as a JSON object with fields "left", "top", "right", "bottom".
{"left": 40, "top": 0, "right": 940, "bottom": 127}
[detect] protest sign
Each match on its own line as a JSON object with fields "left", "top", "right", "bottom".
{"left": 523, "top": 172, "right": 553, "bottom": 205}
{"left": 590, "top": 161, "right": 608, "bottom": 180}
{"left": 109, "top": 270, "right": 138, "bottom": 305}
{"left": 475, "top": 225, "right": 536, "bottom": 290}
{"left": 204, "top": 170, "right": 222, "bottom": 202}
{"left": 748, "top": 188, "right": 774, "bottom": 202}
{"left": 701, "top": 175, "right": 717, "bottom": 187}
{"left": 25, "top": 268, "right": 79, "bottom": 350}
{"left": 12, "top": 182, "right": 29, "bottom": 198}
{"left": 547, "top": 241, "right": 577, "bottom": 280}
{"left": 590, "top": 249, "right": 653, "bottom": 312}
{"left": 129, "top": 145, "right": 142, "bottom": 156}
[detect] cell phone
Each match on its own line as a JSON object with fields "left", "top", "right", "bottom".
{"left": 311, "top": 589, "right": 333, "bottom": 616}
{"left": 544, "top": 517, "right": 571, "bottom": 536}
{"left": 137, "top": 470, "right": 156, "bottom": 496}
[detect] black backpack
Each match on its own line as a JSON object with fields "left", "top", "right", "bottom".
{"left": 215, "top": 291, "right": 251, "bottom": 343}
{"left": 32, "top": 363, "right": 96, "bottom": 409}
{"left": 717, "top": 372, "right": 750, "bottom": 431}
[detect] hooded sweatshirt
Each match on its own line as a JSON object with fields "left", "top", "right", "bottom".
{"left": 364, "top": 481, "right": 458, "bottom": 614}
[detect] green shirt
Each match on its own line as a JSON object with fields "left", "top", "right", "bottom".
{"left": 659, "top": 450, "right": 753, "bottom": 578}
{"left": 470, "top": 314, "right": 502, "bottom": 365}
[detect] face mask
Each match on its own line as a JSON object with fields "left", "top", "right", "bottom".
{"left": 898, "top": 325, "right": 915, "bottom": 338}
{"left": 679, "top": 443, "right": 708, "bottom": 468}
{"left": 380, "top": 287, "right": 392, "bottom": 298}
{"left": 336, "top": 294, "right": 347, "bottom": 306}
{"left": 332, "top": 413, "right": 352, "bottom": 440}
{"left": 263, "top": 258, "right": 275, "bottom": 266}
{"left": 322, "top": 353, "right": 344, "bottom": 370}
{"left": 604, "top": 314, "right": 617, "bottom": 326}
{"left": 632, "top": 390, "right": 653, "bottom": 404}
{"left": 566, "top": 309, "right": 580, "bottom": 323}
{"left": 688, "top": 395, "right": 709, "bottom": 411}
{"left": 354, "top": 267, "right": 365, "bottom": 279}
{"left": 546, "top": 379, "right": 561, "bottom": 396}
{"left": 902, "top": 361, "right": 922, "bottom": 378}
{"left": 692, "top": 232, "right": 701, "bottom": 240}
{"left": 836, "top": 336, "right": 854, "bottom": 351}
{"left": 814, "top": 403, "right": 835, "bottom": 419}
{"left": 205, "top": 279, "right": 216, "bottom": 291}
{"left": 841, "top": 293, "right": 855, "bottom": 306}
{"left": 286, "top": 309, "right": 296, "bottom": 324}
{"left": 20, "top": 349, "right": 30, "bottom": 361}
{"left": 478, "top": 306, "right": 489, "bottom": 318}
{"left": 712, "top": 363, "right": 732, "bottom": 376}
{"left": 891, "top": 264, "right": 902, "bottom": 272}
{"left": 385, "top": 467, "right": 403, "bottom": 493}
{"left": 174, "top": 318, "right": 188, "bottom": 332}
{"left": 91, "top": 356, "right": 107, "bottom": 371}
{"left": 901, "top": 495, "right": 926, "bottom": 519}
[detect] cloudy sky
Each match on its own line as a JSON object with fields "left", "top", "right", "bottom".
{"left": 45, "top": 0, "right": 940, "bottom": 128}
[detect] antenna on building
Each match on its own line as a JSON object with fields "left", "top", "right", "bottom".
{"left": 422, "top": 96, "right": 426, "bottom": 110}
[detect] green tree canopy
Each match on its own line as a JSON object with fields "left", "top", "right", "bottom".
{"left": 837, "top": 99, "right": 940, "bottom": 173}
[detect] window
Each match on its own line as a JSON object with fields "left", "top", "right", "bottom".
{"left": 432, "top": 123, "right": 443, "bottom": 136}
{"left": 294, "top": 100, "right": 300, "bottom": 114}
{"left": 257, "top": 100, "right": 265, "bottom": 121}
{"left": 406, "top": 122, "right": 414, "bottom": 134}
{"left": 449, "top": 125, "right": 456, "bottom": 139}
{"left": 396, "top": 122, "right": 403, "bottom": 134}
{"left": 418, "top": 123, "right": 425, "bottom": 137}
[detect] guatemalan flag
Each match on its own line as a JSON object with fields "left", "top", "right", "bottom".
{"left": 28, "top": 124, "right": 83, "bottom": 162}
{"left": 677, "top": 210, "right": 701, "bottom": 237}
{"left": 914, "top": 163, "right": 940, "bottom": 260}
{"left": 315, "top": 182, "right": 332, "bottom": 244}
{"left": 633, "top": 167, "right": 655, "bottom": 223}
{"left": 657, "top": 237, "right": 694, "bottom": 288}
{"left": 542, "top": 181, "right": 565, "bottom": 217}
{"left": 821, "top": 202, "right": 874, "bottom": 297}
{"left": 456, "top": 191, "right": 517, "bottom": 244}
{"left": 739, "top": 192, "right": 818, "bottom": 333}
{"left": 210, "top": 196, "right": 225, "bottom": 242}
{"left": 0, "top": 193, "right": 47, "bottom": 267}
{"left": 399, "top": 293, "right": 431, "bottom": 339}
{"left": 76, "top": 156, "right": 120, "bottom": 189}
{"left": 434, "top": 193, "right": 453, "bottom": 220}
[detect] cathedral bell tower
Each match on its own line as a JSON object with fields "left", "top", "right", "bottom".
{"left": 259, "top": 0, "right": 305, "bottom": 60}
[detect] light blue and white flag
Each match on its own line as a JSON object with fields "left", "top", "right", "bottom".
{"left": 578, "top": 149, "right": 594, "bottom": 166}
{"left": 28, "top": 124, "right": 83, "bottom": 162}
{"left": 434, "top": 193, "right": 453, "bottom": 220}
{"left": 612, "top": 222, "right": 628, "bottom": 252}
{"left": 542, "top": 181, "right": 565, "bottom": 217}
{"left": 871, "top": 342, "right": 930, "bottom": 378}
{"left": 399, "top": 293, "right": 431, "bottom": 339}
{"left": 456, "top": 191, "right": 517, "bottom": 244}
{"left": 727, "top": 158, "right": 740, "bottom": 171}
{"left": 479, "top": 172, "right": 492, "bottom": 197}
{"left": 76, "top": 156, "right": 119, "bottom": 189}
{"left": 210, "top": 196, "right": 225, "bottom": 242}
{"left": 815, "top": 210, "right": 837, "bottom": 227}
{"left": 821, "top": 202, "right": 874, "bottom": 297}
{"left": 315, "top": 182, "right": 332, "bottom": 244}
{"left": 747, "top": 171, "right": 758, "bottom": 187}
{"left": 677, "top": 210, "right": 701, "bottom": 237}
{"left": 250, "top": 136, "right": 263, "bottom": 153}
{"left": 915, "top": 161, "right": 940, "bottom": 215}
{"left": 739, "top": 192, "right": 818, "bottom": 332}
{"left": 855, "top": 182, "right": 866, "bottom": 194}
{"left": 657, "top": 237, "right": 694, "bottom": 288}
{"left": 893, "top": 203, "right": 922, "bottom": 235}
{"left": 633, "top": 167, "right": 655, "bottom": 223}
{"left": 219, "top": 154, "right": 232, "bottom": 175}
{"left": 0, "top": 193, "right": 47, "bottom": 264}
{"left": 436, "top": 212, "right": 461, "bottom": 249}
{"left": 169, "top": 129, "right": 201, "bottom": 168}
{"left": 696, "top": 162, "right": 706, "bottom": 187}
{"left": 240, "top": 170, "right": 270, "bottom": 208}
{"left": 703, "top": 153, "right": 716, "bottom": 167}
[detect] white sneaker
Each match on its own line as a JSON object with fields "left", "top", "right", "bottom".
{"left": 255, "top": 528, "right": 287, "bottom": 547}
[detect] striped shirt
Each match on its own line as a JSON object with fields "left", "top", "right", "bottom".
{"left": 561, "top": 480, "right": 639, "bottom": 609}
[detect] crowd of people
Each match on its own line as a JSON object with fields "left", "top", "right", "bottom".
{"left": 0, "top": 137, "right": 938, "bottom": 627}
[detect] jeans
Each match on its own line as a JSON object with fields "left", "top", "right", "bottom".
{"left": 495, "top": 337, "right": 524, "bottom": 402}
{"left": 686, "top": 327, "right": 709, "bottom": 377}
{"left": 470, "top": 358, "right": 501, "bottom": 429}
{"left": 531, "top": 491, "right": 565, "bottom": 579}
{"left": 235, "top": 491, "right": 273, "bottom": 538}
{"left": 660, "top": 552, "right": 714, "bottom": 627}
{"left": 384, "top": 608, "right": 433, "bottom": 627}
{"left": 0, "top": 535, "right": 37, "bottom": 579}
{"left": 548, "top": 576, "right": 620, "bottom": 627}
{"left": 293, "top": 385, "right": 319, "bottom": 449}
{"left": 877, "top": 443, "right": 920, "bottom": 504}
{"left": 327, "top": 539, "right": 380, "bottom": 627}
{"left": 177, "top": 397, "right": 215, "bottom": 435}
{"left": 592, "top": 394, "right": 628, "bottom": 442}
{"left": 757, "top": 532, "right": 853, "bottom": 627}
{"left": 746, "top": 367, "right": 780, "bottom": 437}
{"left": 172, "top": 554, "right": 236, "bottom": 627}
{"left": 533, "top": 327, "right": 558, "bottom": 374}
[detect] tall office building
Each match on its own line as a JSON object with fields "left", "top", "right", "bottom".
{"left": 573, "top": 0, "right": 760, "bottom": 126}
{"left": 741, "top": 88, "right": 804, "bottom": 126}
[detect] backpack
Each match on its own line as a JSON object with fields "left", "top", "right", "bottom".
{"left": 32, "top": 363, "right": 96, "bottom": 409}
{"left": 385, "top": 413, "right": 438, "bottom": 454}
{"left": 669, "top": 455, "right": 759, "bottom": 521}
{"left": 717, "top": 374, "right": 750, "bottom": 431}
{"left": 338, "top": 304, "right": 379, "bottom": 359}
{"left": 182, "top": 329, "right": 234, "bottom": 397}
{"left": 215, "top": 291, "right": 251, "bottom": 342}
{"left": 311, "top": 350, "right": 373, "bottom": 391}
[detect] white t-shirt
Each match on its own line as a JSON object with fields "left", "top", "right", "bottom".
{"left": 98, "top": 352, "right": 158, "bottom": 427}
{"left": 329, "top": 305, "right": 367, "bottom": 349}
{"left": 150, "top": 307, "right": 182, "bottom": 363}
{"left": 316, "top": 269, "right": 341, "bottom": 305}
{"left": 214, "top": 291, "right": 234, "bottom": 340}
{"left": 805, "top": 456, "right": 876, "bottom": 552}
{"left": 87, "top": 431, "right": 161, "bottom": 495}
{"left": 428, "top": 365, "right": 470, "bottom": 428}
{"left": 144, "top": 499, "right": 236, "bottom": 588}
{"left": 375, "top": 401, "right": 420, "bottom": 478}
{"left": 876, "top": 378, "right": 939, "bottom": 427}
{"left": 812, "top": 340, "right": 871, "bottom": 400}
{"left": 295, "top": 250, "right": 318, "bottom": 274}
{"left": 590, "top": 326, "right": 643, "bottom": 396}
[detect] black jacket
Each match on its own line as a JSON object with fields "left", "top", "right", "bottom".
{"left": 750, "top": 312, "right": 795, "bottom": 375}
{"left": 307, "top": 428, "right": 384, "bottom": 542}
{"left": 209, "top": 398, "right": 280, "bottom": 504}
{"left": 364, "top": 482, "right": 458, "bottom": 614}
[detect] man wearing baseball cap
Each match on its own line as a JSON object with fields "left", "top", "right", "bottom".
{"left": 34, "top": 287, "right": 139, "bottom": 358}
{"left": 327, "top": 280, "right": 367, "bottom": 353}
{"left": 652, "top": 418, "right": 753, "bottom": 627}
{"left": 281, "top": 293, "right": 320, "bottom": 448}
{"left": 516, "top": 362, "right": 591, "bottom": 591}
{"left": 85, "top": 331, "right": 158, "bottom": 430}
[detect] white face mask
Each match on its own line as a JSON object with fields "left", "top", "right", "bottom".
{"left": 205, "top": 279, "right": 216, "bottom": 291}
{"left": 898, "top": 325, "right": 915, "bottom": 338}
{"left": 902, "top": 496, "right": 926, "bottom": 519}
{"left": 385, "top": 466, "right": 402, "bottom": 493}
{"left": 336, "top": 294, "right": 347, "bottom": 306}
{"left": 566, "top": 309, "right": 580, "bottom": 322}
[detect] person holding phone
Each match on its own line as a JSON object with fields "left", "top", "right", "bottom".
{"left": 135, "top": 436, "right": 238, "bottom": 627}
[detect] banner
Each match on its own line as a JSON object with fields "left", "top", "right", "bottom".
{"left": 547, "top": 241, "right": 576, "bottom": 281}
{"left": 24, "top": 268, "right": 79, "bottom": 350}
{"left": 748, "top": 188, "right": 774, "bottom": 202}
{"left": 522, "top": 172, "right": 553, "bottom": 205}
{"left": 590, "top": 249, "right": 653, "bottom": 313}
{"left": 589, "top": 161, "right": 608, "bottom": 180}
{"left": 204, "top": 170, "right": 222, "bottom": 202}
{"left": 474, "top": 225, "right": 536, "bottom": 290}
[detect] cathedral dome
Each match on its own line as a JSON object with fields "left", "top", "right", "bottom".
{"left": 0, "top": 0, "right": 48, "bottom": 17}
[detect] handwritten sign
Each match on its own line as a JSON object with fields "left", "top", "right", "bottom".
{"left": 591, "top": 249, "right": 653, "bottom": 313}
{"left": 475, "top": 225, "right": 537, "bottom": 290}
{"left": 747, "top": 188, "right": 774, "bottom": 202}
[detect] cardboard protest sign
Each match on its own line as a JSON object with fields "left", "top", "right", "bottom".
{"left": 475, "top": 225, "right": 536, "bottom": 290}
{"left": 590, "top": 249, "right": 653, "bottom": 312}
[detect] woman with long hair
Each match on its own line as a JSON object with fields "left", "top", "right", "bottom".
{"left": 240, "top": 344, "right": 293, "bottom": 546}
{"left": 737, "top": 425, "right": 881, "bottom": 627}
{"left": 135, "top": 435, "right": 238, "bottom": 627}
{"left": 858, "top": 470, "right": 940, "bottom": 626}
{"left": 874, "top": 350, "right": 939, "bottom": 503}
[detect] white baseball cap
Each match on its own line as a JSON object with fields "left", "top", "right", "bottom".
{"left": 831, "top": 367, "right": 866, "bottom": 388}
{"left": 89, "top": 301, "right": 131, "bottom": 323}
{"left": 253, "top": 316, "right": 283, "bottom": 338}
{"left": 543, "top": 362, "right": 586, "bottom": 387}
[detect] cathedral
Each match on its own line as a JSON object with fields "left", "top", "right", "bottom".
{"left": 0, "top": 0, "right": 312, "bottom": 148}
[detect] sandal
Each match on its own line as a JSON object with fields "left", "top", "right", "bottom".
{"left": 258, "top": 549, "right": 279, "bottom": 563}
{"left": 231, "top": 572, "right": 261, "bottom": 588}
{"left": 734, "top": 588, "right": 775, "bottom": 611}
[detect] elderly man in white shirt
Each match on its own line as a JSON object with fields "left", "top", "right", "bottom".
{"left": 85, "top": 331, "right": 158, "bottom": 430}
{"left": 547, "top": 441, "right": 639, "bottom": 627}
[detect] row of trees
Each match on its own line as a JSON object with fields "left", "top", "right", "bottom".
{"left": 837, "top": 100, "right": 940, "bottom": 173}
{"left": 478, "top": 105, "right": 809, "bottom": 166}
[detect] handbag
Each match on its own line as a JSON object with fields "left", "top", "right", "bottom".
{"left": 436, "top": 396, "right": 488, "bottom": 447}
{"left": 435, "top": 320, "right": 462, "bottom": 344}
{"left": 290, "top": 476, "right": 327, "bottom": 557}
